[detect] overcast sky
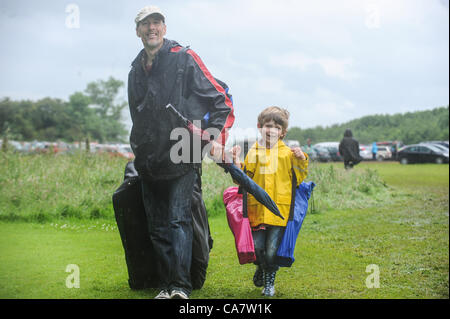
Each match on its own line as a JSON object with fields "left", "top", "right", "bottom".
{"left": 0, "top": 0, "right": 448, "bottom": 140}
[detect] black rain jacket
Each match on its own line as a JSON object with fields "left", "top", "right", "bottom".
{"left": 128, "top": 39, "right": 234, "bottom": 180}
{"left": 339, "top": 129, "right": 362, "bottom": 164}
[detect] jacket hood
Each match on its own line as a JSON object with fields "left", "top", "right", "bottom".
{"left": 344, "top": 129, "right": 353, "bottom": 138}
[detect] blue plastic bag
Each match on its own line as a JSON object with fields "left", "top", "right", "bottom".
{"left": 276, "top": 181, "right": 316, "bottom": 267}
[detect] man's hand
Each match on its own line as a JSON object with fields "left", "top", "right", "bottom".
{"left": 209, "top": 140, "right": 224, "bottom": 162}
{"left": 291, "top": 147, "right": 306, "bottom": 160}
{"left": 230, "top": 145, "right": 242, "bottom": 166}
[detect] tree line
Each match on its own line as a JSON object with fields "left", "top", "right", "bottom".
{"left": 286, "top": 106, "right": 449, "bottom": 145}
{"left": 1, "top": 77, "right": 448, "bottom": 147}
{"left": 0, "top": 77, "right": 128, "bottom": 143}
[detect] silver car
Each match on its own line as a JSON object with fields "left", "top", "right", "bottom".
{"left": 376, "top": 146, "right": 392, "bottom": 161}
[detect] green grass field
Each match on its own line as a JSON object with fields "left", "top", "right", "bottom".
{"left": 0, "top": 153, "right": 448, "bottom": 299}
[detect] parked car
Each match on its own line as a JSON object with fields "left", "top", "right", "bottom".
{"left": 314, "top": 142, "right": 342, "bottom": 161}
{"left": 420, "top": 142, "right": 449, "bottom": 153}
{"left": 376, "top": 146, "right": 392, "bottom": 161}
{"left": 398, "top": 144, "right": 449, "bottom": 164}
{"left": 377, "top": 141, "right": 404, "bottom": 160}
{"left": 421, "top": 141, "right": 449, "bottom": 149}
{"left": 284, "top": 140, "right": 300, "bottom": 148}
{"left": 1, "top": 140, "right": 23, "bottom": 152}
{"left": 359, "top": 145, "right": 372, "bottom": 160}
{"left": 311, "top": 145, "right": 332, "bottom": 162}
{"left": 117, "top": 145, "right": 135, "bottom": 160}
{"left": 304, "top": 147, "right": 317, "bottom": 161}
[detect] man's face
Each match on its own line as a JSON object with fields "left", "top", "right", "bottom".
{"left": 136, "top": 15, "right": 166, "bottom": 51}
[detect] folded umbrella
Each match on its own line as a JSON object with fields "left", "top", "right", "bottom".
{"left": 223, "top": 186, "right": 256, "bottom": 264}
{"left": 276, "top": 181, "right": 316, "bottom": 267}
{"left": 166, "top": 103, "right": 283, "bottom": 220}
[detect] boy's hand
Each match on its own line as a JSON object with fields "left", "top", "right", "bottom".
{"left": 291, "top": 147, "right": 306, "bottom": 160}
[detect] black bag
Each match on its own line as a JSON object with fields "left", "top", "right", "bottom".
{"left": 112, "top": 162, "right": 157, "bottom": 289}
{"left": 112, "top": 162, "right": 212, "bottom": 290}
{"left": 190, "top": 174, "right": 213, "bottom": 289}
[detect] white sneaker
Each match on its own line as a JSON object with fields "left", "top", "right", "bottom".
{"left": 154, "top": 289, "right": 170, "bottom": 299}
{"left": 170, "top": 290, "right": 189, "bottom": 299}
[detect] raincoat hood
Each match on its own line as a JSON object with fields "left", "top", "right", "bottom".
{"left": 344, "top": 129, "right": 353, "bottom": 138}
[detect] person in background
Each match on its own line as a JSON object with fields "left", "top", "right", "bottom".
{"left": 371, "top": 142, "right": 378, "bottom": 161}
{"left": 339, "top": 129, "right": 362, "bottom": 170}
{"left": 392, "top": 141, "right": 398, "bottom": 160}
{"left": 303, "top": 138, "right": 314, "bottom": 155}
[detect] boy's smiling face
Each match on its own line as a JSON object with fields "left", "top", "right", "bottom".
{"left": 259, "top": 120, "right": 285, "bottom": 148}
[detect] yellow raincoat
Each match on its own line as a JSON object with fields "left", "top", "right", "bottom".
{"left": 243, "top": 140, "right": 309, "bottom": 228}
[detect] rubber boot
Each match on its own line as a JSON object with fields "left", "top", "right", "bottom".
{"left": 253, "top": 266, "right": 264, "bottom": 287}
{"left": 262, "top": 271, "right": 276, "bottom": 297}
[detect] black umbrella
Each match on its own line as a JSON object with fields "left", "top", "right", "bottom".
{"left": 166, "top": 103, "right": 283, "bottom": 220}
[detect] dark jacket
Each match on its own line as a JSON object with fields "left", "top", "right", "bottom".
{"left": 128, "top": 39, "right": 235, "bottom": 180}
{"left": 339, "top": 129, "right": 362, "bottom": 164}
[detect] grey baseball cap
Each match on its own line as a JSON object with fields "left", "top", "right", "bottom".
{"left": 135, "top": 6, "right": 165, "bottom": 25}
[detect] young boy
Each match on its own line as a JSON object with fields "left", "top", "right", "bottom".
{"left": 231, "top": 106, "right": 309, "bottom": 297}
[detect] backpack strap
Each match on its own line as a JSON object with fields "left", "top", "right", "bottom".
{"left": 169, "top": 46, "right": 204, "bottom": 173}
{"left": 170, "top": 46, "right": 190, "bottom": 107}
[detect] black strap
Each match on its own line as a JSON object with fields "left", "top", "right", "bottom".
{"left": 170, "top": 46, "right": 190, "bottom": 109}
{"left": 241, "top": 166, "right": 248, "bottom": 218}
{"left": 288, "top": 168, "right": 297, "bottom": 222}
{"left": 170, "top": 46, "right": 202, "bottom": 171}
{"left": 240, "top": 141, "right": 249, "bottom": 218}
{"left": 309, "top": 189, "right": 315, "bottom": 214}
{"left": 242, "top": 189, "right": 248, "bottom": 218}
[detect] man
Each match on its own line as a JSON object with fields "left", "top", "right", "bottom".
{"left": 338, "top": 129, "right": 362, "bottom": 170}
{"left": 303, "top": 138, "right": 313, "bottom": 155}
{"left": 371, "top": 142, "right": 378, "bottom": 161}
{"left": 128, "top": 6, "right": 234, "bottom": 299}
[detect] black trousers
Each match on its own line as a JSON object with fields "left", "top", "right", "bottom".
{"left": 141, "top": 170, "right": 196, "bottom": 295}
